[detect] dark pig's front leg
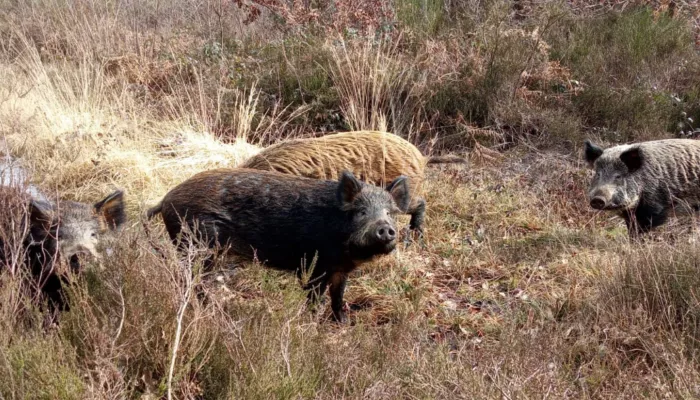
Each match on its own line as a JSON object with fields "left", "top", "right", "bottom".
{"left": 329, "top": 271, "right": 348, "bottom": 323}
{"left": 621, "top": 199, "right": 669, "bottom": 238}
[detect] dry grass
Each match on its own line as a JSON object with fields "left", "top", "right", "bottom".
{"left": 326, "top": 35, "right": 427, "bottom": 139}
{"left": 1, "top": 0, "right": 700, "bottom": 398}
{"left": 0, "top": 35, "right": 263, "bottom": 217}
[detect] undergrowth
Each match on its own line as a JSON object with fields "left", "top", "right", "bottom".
{"left": 1, "top": 0, "right": 700, "bottom": 398}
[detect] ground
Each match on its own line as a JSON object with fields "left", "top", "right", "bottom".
{"left": 1, "top": 1, "right": 700, "bottom": 399}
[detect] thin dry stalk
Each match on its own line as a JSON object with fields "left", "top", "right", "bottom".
{"left": 166, "top": 236, "right": 199, "bottom": 400}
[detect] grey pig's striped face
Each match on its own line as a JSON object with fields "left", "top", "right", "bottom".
{"left": 29, "top": 190, "right": 126, "bottom": 271}
{"left": 584, "top": 141, "right": 642, "bottom": 211}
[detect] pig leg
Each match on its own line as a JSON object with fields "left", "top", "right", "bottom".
{"left": 407, "top": 197, "right": 426, "bottom": 233}
{"left": 329, "top": 271, "right": 348, "bottom": 323}
{"left": 622, "top": 201, "right": 669, "bottom": 237}
{"left": 42, "top": 272, "right": 71, "bottom": 315}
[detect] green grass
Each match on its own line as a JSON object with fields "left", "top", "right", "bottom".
{"left": 396, "top": 0, "right": 448, "bottom": 36}
{"left": 547, "top": 7, "right": 697, "bottom": 141}
{"left": 1, "top": 0, "right": 700, "bottom": 397}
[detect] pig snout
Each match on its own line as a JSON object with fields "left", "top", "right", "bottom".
{"left": 588, "top": 185, "right": 622, "bottom": 210}
{"left": 63, "top": 246, "right": 98, "bottom": 273}
{"left": 375, "top": 223, "right": 396, "bottom": 243}
{"left": 69, "top": 254, "right": 82, "bottom": 272}
{"left": 589, "top": 197, "right": 607, "bottom": 210}
{"left": 368, "top": 219, "right": 398, "bottom": 250}
{"left": 588, "top": 193, "right": 624, "bottom": 210}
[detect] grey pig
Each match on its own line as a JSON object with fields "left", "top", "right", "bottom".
{"left": 584, "top": 138, "right": 700, "bottom": 236}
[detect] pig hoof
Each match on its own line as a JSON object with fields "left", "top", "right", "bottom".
{"left": 332, "top": 310, "right": 347, "bottom": 323}
{"left": 409, "top": 227, "right": 424, "bottom": 240}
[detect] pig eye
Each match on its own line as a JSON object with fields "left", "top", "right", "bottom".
{"left": 91, "top": 232, "right": 98, "bottom": 238}
{"left": 358, "top": 210, "right": 367, "bottom": 217}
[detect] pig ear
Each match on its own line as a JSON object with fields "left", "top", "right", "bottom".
{"left": 620, "top": 147, "right": 643, "bottom": 173}
{"left": 94, "top": 190, "right": 126, "bottom": 230}
{"left": 337, "top": 171, "right": 363, "bottom": 207}
{"left": 584, "top": 140, "right": 604, "bottom": 166}
{"left": 386, "top": 176, "right": 411, "bottom": 212}
{"left": 28, "top": 200, "right": 53, "bottom": 229}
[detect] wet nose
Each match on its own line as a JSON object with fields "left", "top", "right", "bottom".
{"left": 376, "top": 224, "right": 396, "bottom": 243}
{"left": 590, "top": 197, "right": 607, "bottom": 210}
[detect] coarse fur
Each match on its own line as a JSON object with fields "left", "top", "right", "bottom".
{"left": 1, "top": 188, "right": 126, "bottom": 314}
{"left": 584, "top": 138, "right": 700, "bottom": 236}
{"left": 238, "top": 131, "right": 467, "bottom": 233}
{"left": 147, "top": 168, "right": 410, "bottom": 322}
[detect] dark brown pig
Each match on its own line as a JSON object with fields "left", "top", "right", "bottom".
{"left": 147, "top": 168, "right": 410, "bottom": 322}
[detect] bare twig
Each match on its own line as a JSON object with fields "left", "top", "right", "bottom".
{"left": 111, "top": 286, "right": 126, "bottom": 350}
{"left": 166, "top": 235, "right": 197, "bottom": 400}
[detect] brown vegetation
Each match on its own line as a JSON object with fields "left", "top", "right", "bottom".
{"left": 1, "top": 0, "right": 700, "bottom": 398}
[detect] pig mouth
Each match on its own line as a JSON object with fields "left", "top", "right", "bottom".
{"left": 595, "top": 203, "right": 625, "bottom": 211}
{"left": 66, "top": 251, "right": 95, "bottom": 273}
{"left": 69, "top": 254, "right": 82, "bottom": 272}
{"left": 349, "top": 241, "right": 397, "bottom": 261}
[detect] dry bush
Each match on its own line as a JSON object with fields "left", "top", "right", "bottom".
{"left": 543, "top": 5, "right": 699, "bottom": 142}
{"left": 409, "top": 2, "right": 576, "bottom": 144}
{"left": 558, "top": 240, "right": 700, "bottom": 397}
{"left": 0, "top": 164, "right": 87, "bottom": 399}
{"left": 236, "top": 0, "right": 396, "bottom": 36}
{"left": 0, "top": 179, "right": 34, "bottom": 333}
{"left": 326, "top": 35, "right": 427, "bottom": 140}
{"left": 597, "top": 240, "right": 700, "bottom": 347}
{"left": 0, "top": 171, "right": 30, "bottom": 277}
{"left": 57, "top": 226, "right": 226, "bottom": 398}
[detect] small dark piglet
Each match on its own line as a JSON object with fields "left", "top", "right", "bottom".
{"left": 147, "top": 168, "right": 410, "bottom": 322}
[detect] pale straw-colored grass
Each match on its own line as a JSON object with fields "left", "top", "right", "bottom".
{"left": 0, "top": 35, "right": 264, "bottom": 218}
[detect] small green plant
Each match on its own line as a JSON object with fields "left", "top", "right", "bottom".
{"left": 396, "top": 0, "right": 447, "bottom": 36}
{"left": 203, "top": 41, "right": 223, "bottom": 63}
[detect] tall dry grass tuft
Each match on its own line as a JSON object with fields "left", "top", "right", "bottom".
{"left": 0, "top": 32, "right": 273, "bottom": 214}
{"left": 198, "top": 81, "right": 313, "bottom": 145}
{"left": 327, "top": 35, "right": 426, "bottom": 140}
